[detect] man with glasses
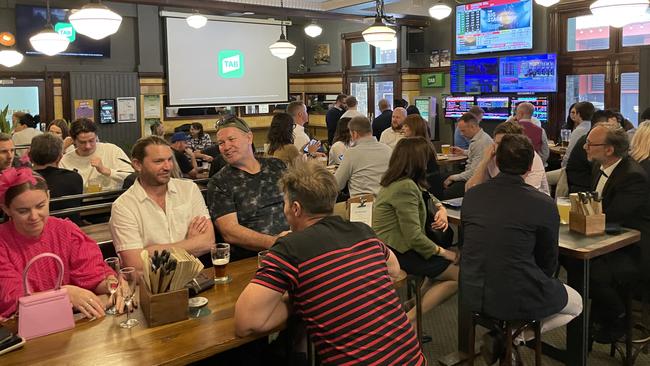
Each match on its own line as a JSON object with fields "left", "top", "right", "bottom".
{"left": 60, "top": 118, "right": 133, "bottom": 190}
{"left": 208, "top": 116, "right": 289, "bottom": 261}
{"left": 585, "top": 125, "right": 650, "bottom": 343}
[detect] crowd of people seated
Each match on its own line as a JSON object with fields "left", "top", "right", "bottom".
{"left": 0, "top": 99, "right": 648, "bottom": 365}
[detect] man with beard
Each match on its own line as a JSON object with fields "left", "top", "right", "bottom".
{"left": 110, "top": 136, "right": 215, "bottom": 270}
{"left": 0, "top": 133, "right": 15, "bottom": 172}
{"left": 380, "top": 107, "right": 407, "bottom": 149}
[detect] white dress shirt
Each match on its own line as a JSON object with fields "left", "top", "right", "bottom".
{"left": 110, "top": 178, "right": 210, "bottom": 252}
{"left": 379, "top": 128, "right": 404, "bottom": 149}
{"left": 293, "top": 123, "right": 310, "bottom": 150}
{"left": 60, "top": 142, "right": 134, "bottom": 190}
{"left": 595, "top": 158, "right": 622, "bottom": 196}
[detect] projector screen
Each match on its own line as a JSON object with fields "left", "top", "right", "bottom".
{"left": 165, "top": 17, "right": 289, "bottom": 106}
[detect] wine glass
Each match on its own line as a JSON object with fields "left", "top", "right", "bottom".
{"left": 119, "top": 267, "right": 139, "bottom": 329}
{"left": 104, "top": 257, "right": 120, "bottom": 315}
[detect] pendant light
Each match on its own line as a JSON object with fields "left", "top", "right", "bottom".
{"left": 590, "top": 0, "right": 649, "bottom": 28}
{"left": 304, "top": 20, "right": 323, "bottom": 38}
{"left": 29, "top": 0, "right": 70, "bottom": 56}
{"left": 429, "top": 1, "right": 453, "bottom": 20}
{"left": 535, "top": 0, "right": 560, "bottom": 6}
{"left": 362, "top": 0, "right": 396, "bottom": 49}
{"left": 186, "top": 11, "right": 208, "bottom": 29}
{"left": 70, "top": 1, "right": 122, "bottom": 40}
{"left": 0, "top": 33, "right": 23, "bottom": 67}
{"left": 269, "top": 0, "right": 296, "bottom": 59}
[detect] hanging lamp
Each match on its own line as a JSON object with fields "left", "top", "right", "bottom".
{"left": 0, "top": 33, "right": 23, "bottom": 67}
{"left": 429, "top": 1, "right": 453, "bottom": 20}
{"left": 69, "top": 1, "right": 122, "bottom": 40}
{"left": 590, "top": 0, "right": 649, "bottom": 28}
{"left": 535, "top": 0, "right": 560, "bottom": 6}
{"left": 304, "top": 20, "right": 323, "bottom": 38}
{"left": 362, "top": 0, "right": 396, "bottom": 49}
{"left": 186, "top": 11, "right": 208, "bottom": 29}
{"left": 29, "top": 0, "right": 70, "bottom": 56}
{"left": 269, "top": 0, "right": 296, "bottom": 59}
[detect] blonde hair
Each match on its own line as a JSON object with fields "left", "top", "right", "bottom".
{"left": 631, "top": 121, "right": 650, "bottom": 162}
{"left": 278, "top": 161, "right": 338, "bottom": 215}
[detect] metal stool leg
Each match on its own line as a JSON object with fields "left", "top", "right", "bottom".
{"left": 534, "top": 320, "right": 542, "bottom": 366}
{"left": 501, "top": 322, "right": 513, "bottom": 366}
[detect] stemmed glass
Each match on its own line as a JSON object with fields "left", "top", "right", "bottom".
{"left": 119, "top": 267, "right": 139, "bottom": 329}
{"left": 104, "top": 257, "right": 120, "bottom": 315}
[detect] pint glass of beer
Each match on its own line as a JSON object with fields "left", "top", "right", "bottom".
{"left": 211, "top": 243, "right": 231, "bottom": 284}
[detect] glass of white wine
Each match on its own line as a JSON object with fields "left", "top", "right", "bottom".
{"left": 104, "top": 257, "right": 120, "bottom": 315}
{"left": 119, "top": 267, "right": 139, "bottom": 329}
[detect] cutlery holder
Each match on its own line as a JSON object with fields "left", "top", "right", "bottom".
{"left": 569, "top": 212, "right": 605, "bottom": 236}
{"left": 140, "top": 275, "right": 189, "bottom": 327}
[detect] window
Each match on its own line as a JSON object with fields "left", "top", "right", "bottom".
{"left": 375, "top": 46, "right": 397, "bottom": 65}
{"left": 620, "top": 72, "right": 639, "bottom": 126}
{"left": 351, "top": 42, "right": 370, "bottom": 67}
{"left": 565, "top": 74, "right": 606, "bottom": 116}
{"left": 350, "top": 81, "right": 369, "bottom": 116}
{"left": 567, "top": 15, "right": 610, "bottom": 52}
{"left": 374, "top": 81, "right": 394, "bottom": 117}
{"left": 622, "top": 18, "right": 650, "bottom": 47}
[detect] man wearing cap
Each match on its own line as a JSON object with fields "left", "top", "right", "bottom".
{"left": 207, "top": 116, "right": 289, "bottom": 261}
{"left": 170, "top": 131, "right": 198, "bottom": 179}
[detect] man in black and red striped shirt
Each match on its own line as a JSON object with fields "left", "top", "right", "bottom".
{"left": 235, "top": 162, "right": 426, "bottom": 365}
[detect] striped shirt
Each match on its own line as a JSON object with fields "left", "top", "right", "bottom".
{"left": 252, "top": 216, "right": 426, "bottom": 365}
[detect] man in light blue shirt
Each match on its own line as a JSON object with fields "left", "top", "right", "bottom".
{"left": 454, "top": 106, "right": 484, "bottom": 150}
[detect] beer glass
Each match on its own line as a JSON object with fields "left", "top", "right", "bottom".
{"left": 556, "top": 197, "right": 571, "bottom": 225}
{"left": 211, "top": 243, "right": 231, "bottom": 284}
{"left": 560, "top": 129, "right": 571, "bottom": 147}
{"left": 441, "top": 144, "right": 451, "bottom": 155}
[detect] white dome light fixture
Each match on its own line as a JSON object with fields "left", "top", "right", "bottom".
{"left": 0, "top": 49, "right": 24, "bottom": 67}
{"left": 304, "top": 21, "right": 323, "bottom": 38}
{"left": 590, "top": 0, "right": 649, "bottom": 28}
{"left": 535, "top": 0, "right": 561, "bottom": 6}
{"left": 186, "top": 12, "right": 208, "bottom": 29}
{"left": 70, "top": 2, "right": 122, "bottom": 40}
{"left": 269, "top": 31, "right": 297, "bottom": 59}
{"left": 363, "top": 0, "right": 396, "bottom": 48}
{"left": 429, "top": 1, "right": 453, "bottom": 20}
{"left": 29, "top": 0, "right": 69, "bottom": 56}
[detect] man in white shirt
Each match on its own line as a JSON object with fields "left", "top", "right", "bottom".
{"left": 340, "top": 96, "right": 365, "bottom": 120}
{"left": 110, "top": 136, "right": 215, "bottom": 270}
{"left": 12, "top": 113, "right": 42, "bottom": 157}
{"left": 60, "top": 118, "right": 134, "bottom": 190}
{"left": 379, "top": 107, "right": 406, "bottom": 149}
{"left": 287, "top": 101, "right": 311, "bottom": 151}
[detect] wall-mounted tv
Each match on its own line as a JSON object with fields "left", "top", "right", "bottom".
{"left": 445, "top": 96, "right": 475, "bottom": 118}
{"left": 510, "top": 96, "right": 549, "bottom": 122}
{"left": 99, "top": 99, "right": 116, "bottom": 124}
{"left": 451, "top": 58, "right": 499, "bottom": 94}
{"left": 476, "top": 96, "right": 510, "bottom": 120}
{"left": 500, "top": 54, "right": 557, "bottom": 93}
{"left": 15, "top": 5, "right": 111, "bottom": 57}
{"left": 456, "top": 0, "right": 533, "bottom": 55}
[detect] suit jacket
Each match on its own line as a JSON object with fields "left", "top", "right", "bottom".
{"left": 372, "top": 110, "right": 393, "bottom": 140}
{"left": 325, "top": 107, "right": 345, "bottom": 145}
{"left": 460, "top": 173, "right": 567, "bottom": 320}
{"left": 591, "top": 157, "right": 650, "bottom": 267}
{"left": 566, "top": 134, "right": 592, "bottom": 193}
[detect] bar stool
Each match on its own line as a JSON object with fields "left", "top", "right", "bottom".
{"left": 406, "top": 274, "right": 425, "bottom": 347}
{"left": 467, "top": 312, "right": 542, "bottom": 366}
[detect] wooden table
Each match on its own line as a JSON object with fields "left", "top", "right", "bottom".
{"left": 436, "top": 154, "right": 468, "bottom": 166}
{"left": 550, "top": 144, "right": 568, "bottom": 158}
{"left": 81, "top": 223, "right": 112, "bottom": 245}
{"left": 442, "top": 208, "right": 641, "bottom": 366}
{"left": 1, "top": 258, "right": 269, "bottom": 366}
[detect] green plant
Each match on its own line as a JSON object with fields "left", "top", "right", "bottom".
{"left": 0, "top": 105, "right": 9, "bottom": 134}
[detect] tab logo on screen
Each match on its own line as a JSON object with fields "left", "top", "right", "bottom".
{"left": 54, "top": 22, "right": 76, "bottom": 42}
{"left": 218, "top": 50, "right": 245, "bottom": 79}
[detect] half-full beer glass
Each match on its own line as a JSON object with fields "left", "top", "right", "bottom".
{"left": 211, "top": 243, "right": 231, "bottom": 284}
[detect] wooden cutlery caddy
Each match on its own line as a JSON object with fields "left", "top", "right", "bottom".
{"left": 140, "top": 275, "right": 189, "bottom": 327}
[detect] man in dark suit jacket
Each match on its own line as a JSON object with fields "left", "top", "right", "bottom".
{"left": 372, "top": 99, "right": 392, "bottom": 140}
{"left": 461, "top": 134, "right": 582, "bottom": 362}
{"left": 325, "top": 94, "right": 346, "bottom": 145}
{"left": 585, "top": 125, "right": 650, "bottom": 342}
{"left": 566, "top": 111, "right": 609, "bottom": 193}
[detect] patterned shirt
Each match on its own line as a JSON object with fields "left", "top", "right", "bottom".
{"left": 207, "top": 158, "right": 288, "bottom": 259}
{"left": 253, "top": 216, "right": 426, "bottom": 365}
{"left": 188, "top": 134, "right": 212, "bottom": 151}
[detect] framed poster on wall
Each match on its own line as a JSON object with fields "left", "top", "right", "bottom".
{"left": 117, "top": 97, "right": 137, "bottom": 123}
{"left": 74, "top": 99, "right": 94, "bottom": 121}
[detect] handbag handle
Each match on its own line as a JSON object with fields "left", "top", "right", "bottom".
{"left": 22, "top": 253, "right": 65, "bottom": 296}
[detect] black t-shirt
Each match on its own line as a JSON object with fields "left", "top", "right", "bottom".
{"left": 173, "top": 149, "right": 193, "bottom": 175}
{"left": 35, "top": 166, "right": 83, "bottom": 223}
{"left": 201, "top": 145, "right": 227, "bottom": 178}
{"left": 207, "top": 158, "right": 288, "bottom": 260}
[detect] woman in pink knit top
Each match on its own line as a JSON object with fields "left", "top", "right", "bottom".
{"left": 0, "top": 168, "right": 120, "bottom": 319}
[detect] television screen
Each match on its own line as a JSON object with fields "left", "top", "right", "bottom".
{"left": 165, "top": 17, "right": 289, "bottom": 106}
{"left": 99, "top": 99, "right": 116, "bottom": 124}
{"left": 445, "top": 96, "right": 475, "bottom": 118}
{"left": 456, "top": 0, "right": 533, "bottom": 55}
{"left": 451, "top": 58, "right": 499, "bottom": 93}
{"left": 476, "top": 97, "right": 510, "bottom": 120}
{"left": 15, "top": 5, "right": 110, "bottom": 57}
{"left": 510, "top": 96, "right": 549, "bottom": 122}
{"left": 500, "top": 54, "right": 557, "bottom": 92}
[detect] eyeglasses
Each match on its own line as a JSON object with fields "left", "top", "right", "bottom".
{"left": 584, "top": 140, "right": 608, "bottom": 148}
{"left": 215, "top": 114, "right": 251, "bottom": 132}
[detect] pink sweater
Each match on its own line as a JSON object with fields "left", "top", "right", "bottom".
{"left": 0, "top": 217, "right": 111, "bottom": 318}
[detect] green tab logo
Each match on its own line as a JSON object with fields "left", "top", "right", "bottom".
{"left": 54, "top": 22, "right": 76, "bottom": 42}
{"left": 218, "top": 50, "right": 244, "bottom": 79}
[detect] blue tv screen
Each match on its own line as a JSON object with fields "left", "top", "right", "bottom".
{"left": 500, "top": 54, "right": 557, "bottom": 92}
{"left": 451, "top": 58, "right": 499, "bottom": 94}
{"left": 444, "top": 96, "right": 475, "bottom": 118}
{"left": 510, "top": 96, "right": 549, "bottom": 122}
{"left": 456, "top": 0, "right": 533, "bottom": 55}
{"left": 476, "top": 96, "right": 510, "bottom": 120}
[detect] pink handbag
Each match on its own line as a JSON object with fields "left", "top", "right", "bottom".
{"left": 18, "top": 253, "right": 75, "bottom": 340}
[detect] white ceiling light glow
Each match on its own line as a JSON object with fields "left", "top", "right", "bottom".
{"left": 429, "top": 2, "right": 453, "bottom": 20}
{"left": 363, "top": 0, "right": 396, "bottom": 48}
{"left": 69, "top": 2, "right": 123, "bottom": 40}
{"left": 535, "top": 0, "right": 561, "bottom": 7}
{"left": 304, "top": 21, "right": 323, "bottom": 38}
{"left": 0, "top": 49, "right": 24, "bottom": 67}
{"left": 269, "top": 0, "right": 296, "bottom": 59}
{"left": 186, "top": 13, "right": 208, "bottom": 29}
{"left": 29, "top": 0, "right": 69, "bottom": 56}
{"left": 590, "top": 0, "right": 649, "bottom": 28}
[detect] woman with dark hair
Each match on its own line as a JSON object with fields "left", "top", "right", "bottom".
{"left": 188, "top": 122, "right": 212, "bottom": 151}
{"left": 564, "top": 103, "right": 577, "bottom": 131}
{"left": 266, "top": 112, "right": 300, "bottom": 164}
{"left": 47, "top": 119, "right": 74, "bottom": 153}
{"left": 402, "top": 115, "right": 443, "bottom": 199}
{"left": 328, "top": 117, "right": 352, "bottom": 165}
{"left": 0, "top": 168, "right": 125, "bottom": 319}
{"left": 373, "top": 137, "right": 459, "bottom": 326}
